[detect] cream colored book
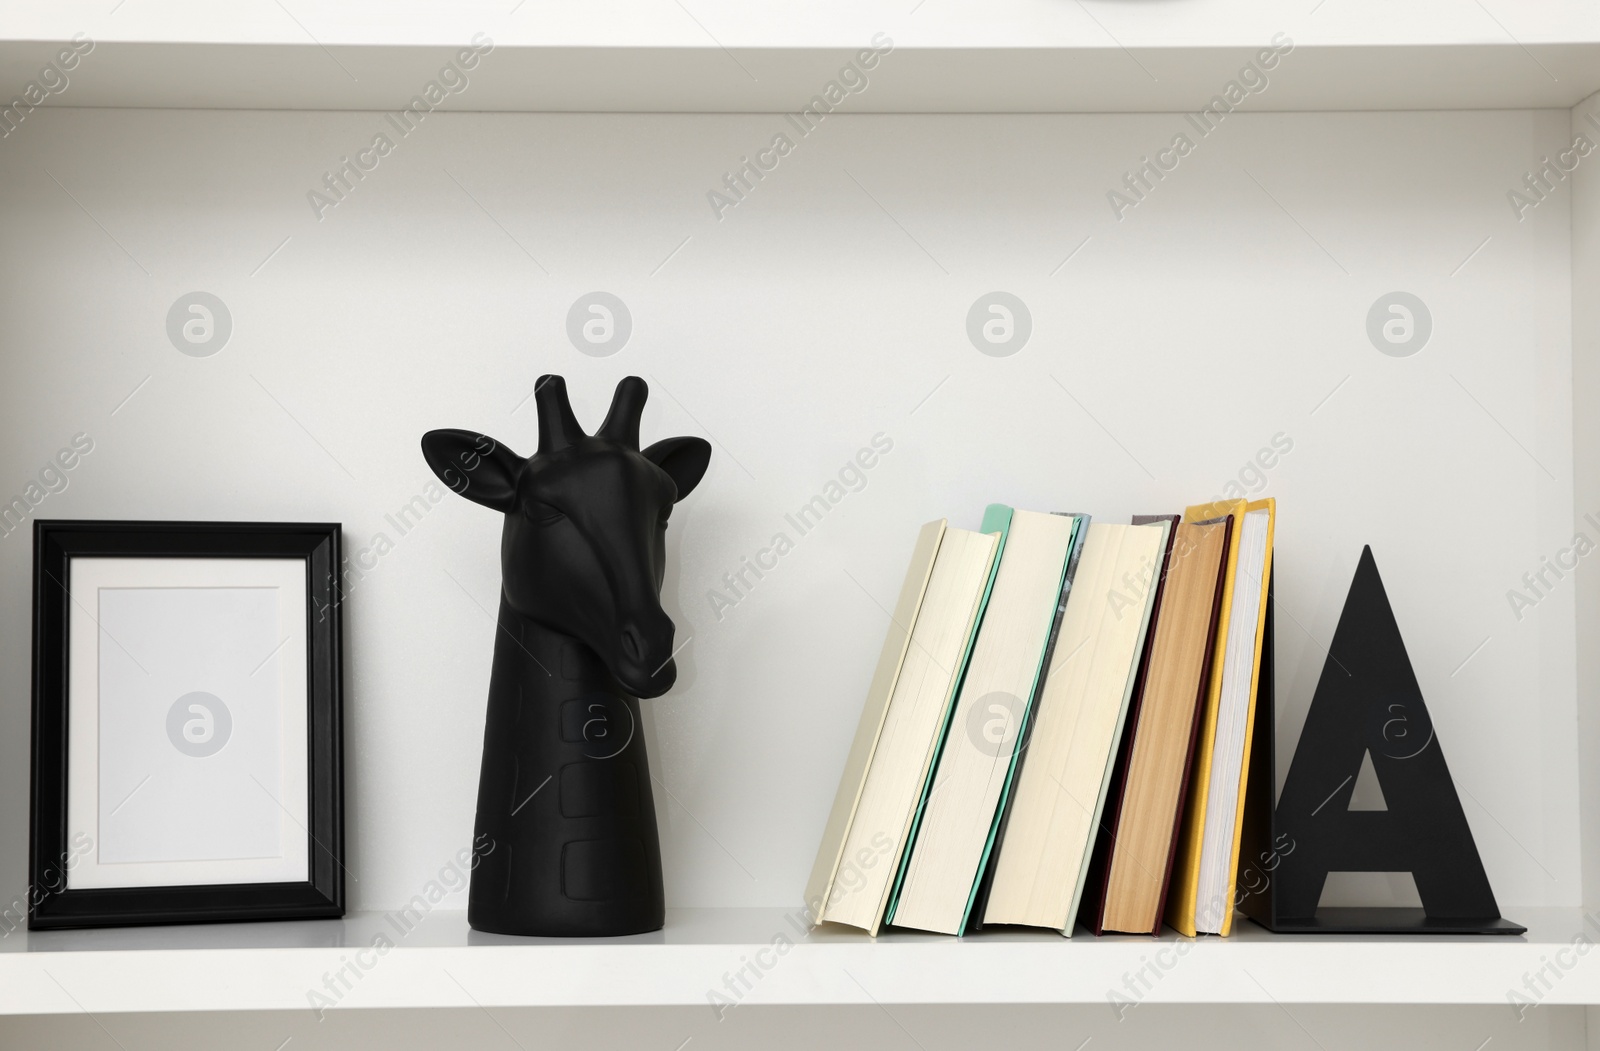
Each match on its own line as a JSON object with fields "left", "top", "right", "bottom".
{"left": 889, "top": 507, "right": 1077, "bottom": 935}
{"left": 815, "top": 527, "right": 1000, "bottom": 932}
{"left": 981, "top": 520, "right": 1168, "bottom": 933}
{"left": 805, "top": 520, "right": 946, "bottom": 923}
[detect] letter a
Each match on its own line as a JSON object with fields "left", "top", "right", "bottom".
{"left": 1270, "top": 547, "right": 1512, "bottom": 929}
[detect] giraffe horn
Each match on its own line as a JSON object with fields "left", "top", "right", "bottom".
{"left": 534, "top": 375, "right": 585, "bottom": 454}
{"left": 598, "top": 376, "right": 647, "bottom": 449}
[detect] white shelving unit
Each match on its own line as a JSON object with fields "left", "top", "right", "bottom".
{"left": 2, "top": 2, "right": 1598, "bottom": 1046}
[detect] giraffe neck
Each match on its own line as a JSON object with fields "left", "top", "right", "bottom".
{"left": 487, "top": 597, "right": 619, "bottom": 705}
{"left": 466, "top": 596, "right": 664, "bottom": 936}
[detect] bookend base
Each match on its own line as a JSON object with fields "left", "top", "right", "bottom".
{"left": 1252, "top": 909, "right": 1525, "bottom": 935}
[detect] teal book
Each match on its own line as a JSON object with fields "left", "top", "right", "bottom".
{"left": 887, "top": 505, "right": 1079, "bottom": 935}
{"left": 966, "top": 511, "right": 1091, "bottom": 930}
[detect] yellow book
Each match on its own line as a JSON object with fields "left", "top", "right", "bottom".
{"left": 1210, "top": 497, "right": 1275, "bottom": 935}
{"left": 1163, "top": 500, "right": 1247, "bottom": 937}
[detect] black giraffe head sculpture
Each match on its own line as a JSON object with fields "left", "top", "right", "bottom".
{"left": 422, "top": 375, "right": 710, "bottom": 936}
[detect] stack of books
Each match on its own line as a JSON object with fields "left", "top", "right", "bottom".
{"left": 806, "top": 499, "right": 1275, "bottom": 937}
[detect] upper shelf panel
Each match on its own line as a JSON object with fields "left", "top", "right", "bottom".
{"left": 1, "top": 43, "right": 1597, "bottom": 114}
{"left": 3, "top": 0, "right": 1600, "bottom": 49}
{"left": 1, "top": 0, "right": 1598, "bottom": 113}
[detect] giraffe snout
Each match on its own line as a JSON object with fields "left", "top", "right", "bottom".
{"left": 615, "top": 614, "right": 677, "bottom": 697}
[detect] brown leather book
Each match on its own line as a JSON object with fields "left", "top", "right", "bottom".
{"left": 1091, "top": 515, "right": 1233, "bottom": 936}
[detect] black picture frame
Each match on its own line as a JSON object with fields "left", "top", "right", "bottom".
{"left": 29, "top": 520, "right": 344, "bottom": 930}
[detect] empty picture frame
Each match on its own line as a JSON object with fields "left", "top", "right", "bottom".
{"left": 30, "top": 521, "right": 344, "bottom": 929}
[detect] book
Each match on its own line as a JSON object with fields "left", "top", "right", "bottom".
{"left": 887, "top": 506, "right": 1078, "bottom": 935}
{"left": 1164, "top": 500, "right": 1248, "bottom": 937}
{"left": 1192, "top": 497, "right": 1275, "bottom": 935}
{"left": 808, "top": 522, "right": 1000, "bottom": 932}
{"left": 1093, "top": 515, "right": 1233, "bottom": 935}
{"left": 1073, "top": 513, "right": 1179, "bottom": 935}
{"left": 805, "top": 519, "right": 945, "bottom": 925}
{"left": 880, "top": 504, "right": 1010, "bottom": 931}
{"left": 979, "top": 519, "right": 1169, "bottom": 933}
{"left": 968, "top": 512, "right": 1091, "bottom": 929}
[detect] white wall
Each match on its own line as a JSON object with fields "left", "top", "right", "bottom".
{"left": 0, "top": 105, "right": 1578, "bottom": 917}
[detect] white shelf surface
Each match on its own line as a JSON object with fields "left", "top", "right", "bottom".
{"left": 0, "top": 907, "right": 1593, "bottom": 1014}
{"left": 1, "top": 1, "right": 1597, "bottom": 112}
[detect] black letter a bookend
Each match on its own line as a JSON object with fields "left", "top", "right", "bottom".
{"left": 1239, "top": 547, "right": 1523, "bottom": 934}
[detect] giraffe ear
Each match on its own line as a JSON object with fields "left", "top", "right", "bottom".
{"left": 421, "top": 429, "right": 523, "bottom": 512}
{"left": 643, "top": 436, "right": 711, "bottom": 502}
